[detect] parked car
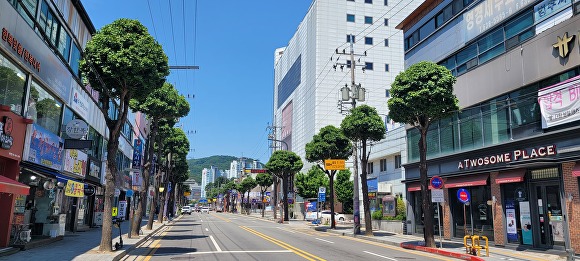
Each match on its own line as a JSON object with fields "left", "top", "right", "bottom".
{"left": 216, "top": 206, "right": 223, "bottom": 212}
{"left": 318, "top": 210, "right": 345, "bottom": 221}
{"left": 201, "top": 207, "right": 210, "bottom": 214}
{"left": 181, "top": 206, "right": 192, "bottom": 215}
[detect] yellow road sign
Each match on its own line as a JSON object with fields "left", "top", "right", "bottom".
{"left": 324, "top": 159, "right": 346, "bottom": 170}
{"left": 112, "top": 207, "right": 118, "bottom": 216}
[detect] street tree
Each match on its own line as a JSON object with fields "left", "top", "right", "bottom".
{"left": 222, "top": 181, "right": 236, "bottom": 212}
{"left": 130, "top": 82, "right": 188, "bottom": 232}
{"left": 243, "top": 176, "right": 257, "bottom": 214}
{"left": 341, "top": 104, "right": 385, "bottom": 236}
{"left": 305, "top": 125, "right": 352, "bottom": 228}
{"left": 266, "top": 150, "right": 303, "bottom": 221}
{"left": 255, "top": 173, "right": 273, "bottom": 217}
{"left": 335, "top": 169, "right": 354, "bottom": 214}
{"left": 295, "top": 166, "right": 328, "bottom": 199}
{"left": 79, "top": 18, "right": 169, "bottom": 252}
{"left": 388, "top": 61, "right": 458, "bottom": 247}
{"left": 163, "top": 127, "right": 190, "bottom": 218}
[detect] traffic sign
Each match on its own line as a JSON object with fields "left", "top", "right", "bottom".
{"left": 431, "top": 189, "right": 444, "bottom": 203}
{"left": 457, "top": 188, "right": 470, "bottom": 204}
{"left": 318, "top": 192, "right": 326, "bottom": 202}
{"left": 126, "top": 190, "right": 134, "bottom": 197}
{"left": 324, "top": 159, "right": 346, "bottom": 170}
{"left": 430, "top": 176, "right": 444, "bottom": 189}
{"left": 319, "top": 187, "right": 326, "bottom": 194}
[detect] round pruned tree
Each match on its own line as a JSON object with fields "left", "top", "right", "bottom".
{"left": 388, "top": 61, "right": 458, "bottom": 247}
{"left": 305, "top": 125, "right": 352, "bottom": 228}
{"left": 266, "top": 150, "right": 303, "bottom": 222}
{"left": 341, "top": 105, "right": 385, "bottom": 236}
{"left": 255, "top": 173, "right": 273, "bottom": 217}
{"left": 79, "top": 18, "right": 169, "bottom": 252}
{"left": 335, "top": 169, "right": 353, "bottom": 214}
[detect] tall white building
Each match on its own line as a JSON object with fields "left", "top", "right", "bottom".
{"left": 273, "top": 0, "right": 423, "bottom": 202}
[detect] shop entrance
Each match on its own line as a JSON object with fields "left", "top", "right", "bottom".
{"left": 531, "top": 182, "right": 565, "bottom": 248}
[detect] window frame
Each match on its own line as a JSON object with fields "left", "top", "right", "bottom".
{"left": 347, "top": 14, "right": 355, "bottom": 22}
{"left": 365, "top": 16, "right": 373, "bottom": 24}
{"left": 365, "top": 37, "right": 373, "bottom": 45}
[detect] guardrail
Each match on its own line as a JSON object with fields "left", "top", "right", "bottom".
{"left": 463, "top": 235, "right": 489, "bottom": 257}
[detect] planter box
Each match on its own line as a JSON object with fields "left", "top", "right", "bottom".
{"left": 371, "top": 220, "right": 403, "bottom": 233}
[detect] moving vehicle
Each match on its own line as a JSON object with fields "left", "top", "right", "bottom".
{"left": 201, "top": 207, "right": 210, "bottom": 214}
{"left": 181, "top": 206, "right": 192, "bottom": 215}
{"left": 216, "top": 206, "right": 223, "bottom": 212}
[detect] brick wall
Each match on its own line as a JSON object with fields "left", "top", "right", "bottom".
{"left": 490, "top": 172, "right": 505, "bottom": 246}
{"left": 562, "top": 161, "right": 580, "bottom": 254}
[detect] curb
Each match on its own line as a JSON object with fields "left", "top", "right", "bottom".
{"left": 400, "top": 242, "right": 485, "bottom": 261}
{"left": 112, "top": 216, "right": 180, "bottom": 261}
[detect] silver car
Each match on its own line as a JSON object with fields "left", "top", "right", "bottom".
{"left": 201, "top": 207, "right": 210, "bottom": 214}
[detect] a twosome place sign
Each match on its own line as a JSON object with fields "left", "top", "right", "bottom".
{"left": 458, "top": 145, "right": 556, "bottom": 169}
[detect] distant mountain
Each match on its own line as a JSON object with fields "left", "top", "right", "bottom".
{"left": 187, "top": 155, "right": 239, "bottom": 183}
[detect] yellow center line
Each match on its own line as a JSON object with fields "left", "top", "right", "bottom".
{"left": 240, "top": 226, "right": 326, "bottom": 261}
{"left": 141, "top": 227, "right": 170, "bottom": 261}
{"left": 341, "top": 235, "right": 452, "bottom": 261}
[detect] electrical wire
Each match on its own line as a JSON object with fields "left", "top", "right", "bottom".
{"left": 146, "top": 0, "right": 158, "bottom": 39}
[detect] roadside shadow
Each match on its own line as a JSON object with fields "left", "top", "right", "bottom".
{"left": 152, "top": 246, "right": 198, "bottom": 256}
{"left": 160, "top": 235, "right": 209, "bottom": 241}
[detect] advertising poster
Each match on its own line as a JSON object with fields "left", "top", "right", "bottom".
{"left": 519, "top": 201, "right": 533, "bottom": 245}
{"left": 505, "top": 200, "right": 518, "bottom": 242}
{"left": 305, "top": 201, "right": 317, "bottom": 220}
{"left": 28, "top": 124, "right": 64, "bottom": 170}
{"left": 64, "top": 180, "right": 85, "bottom": 197}
{"left": 118, "top": 201, "right": 127, "bottom": 220}
{"left": 63, "top": 149, "right": 88, "bottom": 178}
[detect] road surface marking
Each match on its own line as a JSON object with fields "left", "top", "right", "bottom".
{"left": 209, "top": 235, "right": 222, "bottom": 252}
{"left": 185, "top": 250, "right": 293, "bottom": 255}
{"left": 240, "top": 226, "right": 325, "bottom": 261}
{"left": 490, "top": 249, "right": 551, "bottom": 261}
{"left": 205, "top": 228, "right": 209, "bottom": 232}
{"left": 277, "top": 227, "right": 296, "bottom": 233}
{"left": 363, "top": 251, "right": 398, "bottom": 261}
{"left": 142, "top": 227, "right": 171, "bottom": 261}
{"left": 343, "top": 236, "right": 450, "bottom": 261}
{"left": 315, "top": 238, "right": 334, "bottom": 244}
{"left": 210, "top": 213, "right": 231, "bottom": 222}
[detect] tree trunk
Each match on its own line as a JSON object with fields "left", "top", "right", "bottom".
{"left": 261, "top": 188, "right": 266, "bottom": 217}
{"left": 419, "top": 128, "right": 435, "bottom": 247}
{"left": 99, "top": 139, "right": 119, "bottom": 252}
{"left": 272, "top": 178, "right": 279, "bottom": 220}
{"left": 360, "top": 139, "right": 373, "bottom": 236}
{"left": 329, "top": 170, "right": 336, "bottom": 229}
{"left": 283, "top": 173, "right": 289, "bottom": 222}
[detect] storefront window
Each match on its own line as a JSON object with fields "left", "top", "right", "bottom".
{"left": 0, "top": 55, "right": 27, "bottom": 115}
{"left": 28, "top": 81, "right": 63, "bottom": 135}
{"left": 450, "top": 185, "right": 493, "bottom": 241}
{"left": 502, "top": 182, "right": 528, "bottom": 244}
{"left": 412, "top": 191, "right": 442, "bottom": 235}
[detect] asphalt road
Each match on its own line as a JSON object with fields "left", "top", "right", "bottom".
{"left": 122, "top": 212, "right": 458, "bottom": 261}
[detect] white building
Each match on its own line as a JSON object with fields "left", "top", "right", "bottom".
{"left": 273, "top": 0, "right": 422, "bottom": 211}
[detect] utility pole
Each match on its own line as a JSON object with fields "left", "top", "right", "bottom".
{"left": 334, "top": 38, "right": 366, "bottom": 235}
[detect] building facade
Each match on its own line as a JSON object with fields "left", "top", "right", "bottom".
{"left": 0, "top": 0, "right": 139, "bottom": 246}
{"left": 273, "top": 0, "right": 422, "bottom": 215}
{"left": 399, "top": 0, "right": 580, "bottom": 253}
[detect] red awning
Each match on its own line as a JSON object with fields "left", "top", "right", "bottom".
{"left": 573, "top": 163, "right": 580, "bottom": 177}
{"left": 407, "top": 182, "right": 433, "bottom": 192}
{"left": 445, "top": 174, "right": 489, "bottom": 188}
{"left": 0, "top": 175, "right": 30, "bottom": 195}
{"left": 496, "top": 170, "right": 525, "bottom": 184}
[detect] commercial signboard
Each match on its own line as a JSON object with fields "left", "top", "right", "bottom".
{"left": 70, "top": 88, "right": 89, "bottom": 120}
{"left": 324, "top": 159, "right": 346, "bottom": 170}
{"left": 27, "top": 124, "right": 63, "bottom": 171}
{"left": 538, "top": 75, "right": 580, "bottom": 128}
{"left": 464, "top": 0, "right": 535, "bottom": 41}
{"left": 63, "top": 149, "right": 87, "bottom": 178}
{"left": 64, "top": 180, "right": 85, "bottom": 197}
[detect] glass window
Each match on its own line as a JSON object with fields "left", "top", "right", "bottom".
{"left": 426, "top": 123, "right": 440, "bottom": 157}
{"left": 450, "top": 185, "right": 494, "bottom": 241}
{"left": 365, "top": 0, "right": 372, "bottom": 3}
{"left": 394, "top": 155, "right": 401, "bottom": 169}
{"left": 347, "top": 34, "right": 356, "bottom": 43}
{"left": 439, "top": 115, "right": 458, "bottom": 155}
{"left": 88, "top": 127, "right": 103, "bottom": 159}
{"left": 385, "top": 64, "right": 389, "bottom": 72}
{"left": 380, "top": 159, "right": 387, "bottom": 172}
{"left": 505, "top": 11, "right": 534, "bottom": 40}
{"left": 482, "top": 96, "right": 510, "bottom": 146}
{"left": 478, "top": 28, "right": 503, "bottom": 54}
{"left": 365, "top": 16, "right": 373, "bottom": 24}
{"left": 419, "top": 18, "right": 436, "bottom": 40}
{"left": 384, "top": 0, "right": 388, "bottom": 5}
{"left": 8, "top": 0, "right": 37, "bottom": 27}
{"left": 28, "top": 81, "right": 63, "bottom": 134}
{"left": 407, "top": 128, "right": 420, "bottom": 162}
{"left": 479, "top": 44, "right": 505, "bottom": 64}
{"left": 0, "top": 55, "right": 27, "bottom": 115}
{"left": 365, "top": 37, "right": 373, "bottom": 45}
{"left": 365, "top": 62, "right": 373, "bottom": 70}
{"left": 385, "top": 89, "right": 390, "bottom": 97}
{"left": 384, "top": 18, "right": 389, "bottom": 26}
{"left": 58, "top": 29, "right": 72, "bottom": 62}
{"left": 347, "top": 14, "right": 355, "bottom": 22}
{"left": 509, "top": 85, "right": 541, "bottom": 139}
{"left": 456, "top": 43, "right": 477, "bottom": 66}
{"left": 367, "top": 162, "right": 374, "bottom": 174}
{"left": 384, "top": 38, "right": 389, "bottom": 46}
{"left": 436, "top": 5, "right": 453, "bottom": 27}
{"left": 459, "top": 107, "right": 483, "bottom": 150}
{"left": 70, "top": 44, "right": 81, "bottom": 78}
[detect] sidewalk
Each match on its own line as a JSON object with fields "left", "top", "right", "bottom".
{"left": 241, "top": 211, "right": 570, "bottom": 261}
{"left": 0, "top": 216, "right": 174, "bottom": 261}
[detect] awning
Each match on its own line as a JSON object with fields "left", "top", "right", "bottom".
{"left": 496, "top": 170, "right": 525, "bottom": 184}
{"left": 407, "top": 182, "right": 433, "bottom": 192}
{"left": 573, "top": 163, "right": 580, "bottom": 177}
{"left": 445, "top": 174, "right": 489, "bottom": 188}
{"left": 0, "top": 175, "right": 30, "bottom": 195}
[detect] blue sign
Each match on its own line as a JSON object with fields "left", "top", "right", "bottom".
{"left": 367, "top": 178, "right": 378, "bottom": 192}
{"left": 126, "top": 190, "right": 134, "bottom": 197}
{"left": 306, "top": 201, "right": 317, "bottom": 211}
{"left": 199, "top": 198, "right": 208, "bottom": 203}
{"left": 430, "top": 176, "right": 444, "bottom": 189}
{"left": 457, "top": 188, "right": 470, "bottom": 204}
{"left": 28, "top": 124, "right": 64, "bottom": 171}
{"left": 132, "top": 139, "right": 143, "bottom": 169}
{"left": 318, "top": 192, "right": 326, "bottom": 202}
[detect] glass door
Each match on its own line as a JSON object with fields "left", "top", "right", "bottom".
{"left": 533, "top": 183, "right": 564, "bottom": 248}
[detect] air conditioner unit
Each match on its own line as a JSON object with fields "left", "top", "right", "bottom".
{"left": 378, "top": 183, "right": 392, "bottom": 193}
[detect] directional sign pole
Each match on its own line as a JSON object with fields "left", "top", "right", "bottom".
{"left": 438, "top": 202, "right": 442, "bottom": 248}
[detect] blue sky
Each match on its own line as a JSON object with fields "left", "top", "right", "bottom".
{"left": 83, "top": 0, "right": 313, "bottom": 162}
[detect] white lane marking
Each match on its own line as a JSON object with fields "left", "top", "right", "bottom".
{"left": 209, "top": 235, "right": 222, "bottom": 252}
{"left": 186, "top": 250, "right": 293, "bottom": 255}
{"left": 205, "top": 228, "right": 209, "bottom": 232}
{"left": 315, "top": 238, "right": 334, "bottom": 244}
{"left": 276, "top": 227, "right": 296, "bottom": 233}
{"left": 363, "top": 251, "right": 398, "bottom": 261}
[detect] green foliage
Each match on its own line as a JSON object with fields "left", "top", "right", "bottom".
{"left": 335, "top": 170, "right": 353, "bottom": 213}
{"left": 80, "top": 18, "right": 169, "bottom": 102}
{"left": 130, "top": 82, "right": 189, "bottom": 120}
{"left": 305, "top": 125, "right": 352, "bottom": 163}
{"left": 295, "top": 166, "right": 328, "bottom": 199}
{"left": 372, "top": 209, "right": 383, "bottom": 220}
{"left": 388, "top": 61, "right": 458, "bottom": 127}
{"left": 340, "top": 105, "right": 385, "bottom": 143}
{"left": 255, "top": 173, "right": 273, "bottom": 189}
{"left": 376, "top": 197, "right": 407, "bottom": 221}
{"left": 187, "top": 156, "right": 240, "bottom": 183}
{"left": 265, "top": 150, "right": 303, "bottom": 179}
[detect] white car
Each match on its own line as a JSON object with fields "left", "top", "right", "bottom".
{"left": 201, "top": 207, "right": 210, "bottom": 214}
{"left": 318, "top": 210, "right": 345, "bottom": 221}
{"left": 181, "top": 206, "right": 192, "bottom": 215}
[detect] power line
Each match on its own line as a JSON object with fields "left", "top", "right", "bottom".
{"left": 146, "top": 0, "right": 158, "bottom": 39}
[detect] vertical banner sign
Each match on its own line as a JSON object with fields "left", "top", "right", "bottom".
{"left": 505, "top": 200, "right": 518, "bottom": 242}
{"left": 519, "top": 201, "right": 532, "bottom": 245}
{"left": 118, "top": 201, "right": 127, "bottom": 220}
{"left": 132, "top": 139, "right": 142, "bottom": 169}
